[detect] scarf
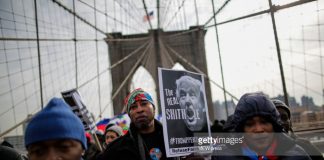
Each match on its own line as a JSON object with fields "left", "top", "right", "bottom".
{"left": 242, "top": 139, "right": 278, "bottom": 160}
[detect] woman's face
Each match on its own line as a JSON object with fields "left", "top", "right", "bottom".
{"left": 105, "top": 131, "right": 119, "bottom": 145}
{"left": 244, "top": 116, "right": 274, "bottom": 153}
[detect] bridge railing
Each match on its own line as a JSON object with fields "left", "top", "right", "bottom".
{"left": 293, "top": 121, "right": 324, "bottom": 132}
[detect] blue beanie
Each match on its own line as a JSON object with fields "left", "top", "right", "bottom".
{"left": 25, "top": 97, "right": 87, "bottom": 149}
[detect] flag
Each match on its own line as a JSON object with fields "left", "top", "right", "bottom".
{"left": 143, "top": 11, "right": 154, "bottom": 22}
{"left": 96, "top": 112, "right": 131, "bottom": 134}
{"left": 96, "top": 118, "right": 110, "bottom": 131}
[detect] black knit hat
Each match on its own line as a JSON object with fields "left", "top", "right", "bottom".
{"left": 233, "top": 92, "right": 283, "bottom": 132}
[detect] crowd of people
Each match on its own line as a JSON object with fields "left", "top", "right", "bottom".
{"left": 1, "top": 88, "right": 323, "bottom": 160}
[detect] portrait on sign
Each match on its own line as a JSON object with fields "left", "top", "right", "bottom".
{"left": 158, "top": 68, "right": 211, "bottom": 157}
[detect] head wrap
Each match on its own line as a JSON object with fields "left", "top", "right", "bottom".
{"left": 124, "top": 88, "right": 154, "bottom": 114}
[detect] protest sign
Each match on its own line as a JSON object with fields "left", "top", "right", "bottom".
{"left": 158, "top": 68, "right": 211, "bottom": 157}
{"left": 61, "top": 89, "right": 96, "bottom": 132}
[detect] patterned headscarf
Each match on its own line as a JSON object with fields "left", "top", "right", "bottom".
{"left": 124, "top": 88, "right": 154, "bottom": 114}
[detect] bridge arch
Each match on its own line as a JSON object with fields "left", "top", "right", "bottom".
{"left": 172, "top": 62, "right": 186, "bottom": 70}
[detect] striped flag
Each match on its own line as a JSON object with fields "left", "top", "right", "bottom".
{"left": 96, "top": 112, "right": 131, "bottom": 134}
{"left": 143, "top": 11, "right": 154, "bottom": 22}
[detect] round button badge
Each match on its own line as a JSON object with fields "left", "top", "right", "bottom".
{"left": 149, "top": 148, "right": 162, "bottom": 160}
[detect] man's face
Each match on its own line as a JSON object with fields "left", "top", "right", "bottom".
{"left": 244, "top": 116, "right": 274, "bottom": 153}
{"left": 129, "top": 100, "right": 155, "bottom": 130}
{"left": 277, "top": 108, "right": 291, "bottom": 132}
{"left": 177, "top": 81, "right": 205, "bottom": 131}
{"left": 27, "top": 139, "right": 84, "bottom": 160}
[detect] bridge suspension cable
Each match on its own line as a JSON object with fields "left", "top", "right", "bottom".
{"left": 203, "top": 0, "right": 231, "bottom": 27}
{"left": 158, "top": 38, "right": 175, "bottom": 66}
{"left": 160, "top": 0, "right": 173, "bottom": 28}
{"left": 108, "top": 39, "right": 151, "bottom": 69}
{"left": 142, "top": 0, "right": 153, "bottom": 30}
{"left": 163, "top": 0, "right": 186, "bottom": 29}
{"left": 100, "top": 38, "right": 154, "bottom": 117}
{"left": 113, "top": 0, "right": 147, "bottom": 32}
{"left": 211, "top": 0, "right": 228, "bottom": 117}
{"left": 160, "top": 39, "right": 239, "bottom": 101}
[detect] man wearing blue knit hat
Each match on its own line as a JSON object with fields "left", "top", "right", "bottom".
{"left": 25, "top": 97, "right": 87, "bottom": 160}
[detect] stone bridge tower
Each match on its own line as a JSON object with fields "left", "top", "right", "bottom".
{"left": 106, "top": 26, "right": 214, "bottom": 120}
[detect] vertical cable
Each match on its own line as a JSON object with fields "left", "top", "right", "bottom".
{"left": 302, "top": 25, "right": 309, "bottom": 109}
{"left": 157, "top": 0, "right": 160, "bottom": 29}
{"left": 178, "top": 0, "right": 185, "bottom": 29}
{"left": 211, "top": 0, "right": 228, "bottom": 117}
{"left": 6, "top": 0, "right": 18, "bottom": 135}
{"left": 182, "top": 0, "right": 187, "bottom": 28}
{"left": 194, "top": 0, "right": 199, "bottom": 26}
{"left": 126, "top": 1, "right": 129, "bottom": 34}
{"left": 316, "top": 1, "right": 324, "bottom": 105}
{"left": 210, "top": 0, "right": 229, "bottom": 116}
{"left": 94, "top": 0, "right": 102, "bottom": 118}
{"left": 268, "top": 0, "right": 289, "bottom": 105}
{"left": 34, "top": 0, "right": 44, "bottom": 108}
{"left": 21, "top": 0, "right": 31, "bottom": 114}
{"left": 114, "top": 1, "right": 116, "bottom": 31}
{"left": 175, "top": 0, "right": 180, "bottom": 29}
{"left": 142, "top": 0, "right": 153, "bottom": 30}
{"left": 73, "top": 0, "right": 78, "bottom": 88}
{"left": 289, "top": 36, "right": 296, "bottom": 100}
{"left": 105, "top": 0, "right": 108, "bottom": 32}
{"left": 120, "top": 0, "right": 123, "bottom": 32}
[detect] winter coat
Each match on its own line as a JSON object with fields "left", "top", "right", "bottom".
{"left": 0, "top": 145, "right": 27, "bottom": 160}
{"left": 211, "top": 92, "right": 311, "bottom": 160}
{"left": 294, "top": 137, "right": 324, "bottom": 160}
{"left": 83, "top": 142, "right": 101, "bottom": 160}
{"left": 97, "top": 119, "right": 176, "bottom": 160}
{"left": 211, "top": 133, "right": 311, "bottom": 160}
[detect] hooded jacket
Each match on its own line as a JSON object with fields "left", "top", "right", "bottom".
{"left": 233, "top": 92, "right": 283, "bottom": 132}
{"left": 98, "top": 119, "right": 175, "bottom": 160}
{"left": 212, "top": 92, "right": 311, "bottom": 160}
{"left": 212, "top": 133, "right": 311, "bottom": 160}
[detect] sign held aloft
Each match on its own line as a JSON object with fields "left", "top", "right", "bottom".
{"left": 61, "top": 89, "right": 96, "bottom": 132}
{"left": 158, "top": 68, "right": 211, "bottom": 157}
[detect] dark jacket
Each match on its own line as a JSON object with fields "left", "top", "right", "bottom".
{"left": 212, "top": 133, "right": 311, "bottom": 160}
{"left": 211, "top": 92, "right": 311, "bottom": 160}
{"left": 98, "top": 119, "right": 175, "bottom": 160}
{"left": 0, "top": 145, "right": 27, "bottom": 160}
{"left": 294, "top": 137, "right": 324, "bottom": 160}
{"left": 83, "top": 142, "right": 101, "bottom": 160}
